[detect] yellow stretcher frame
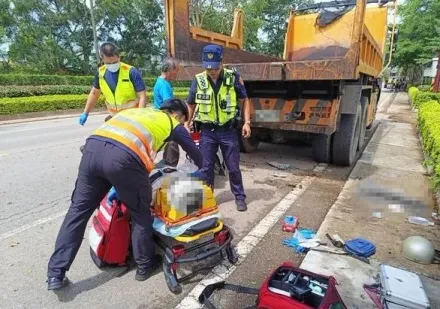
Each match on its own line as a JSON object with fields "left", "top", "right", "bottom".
{"left": 173, "top": 220, "right": 224, "bottom": 243}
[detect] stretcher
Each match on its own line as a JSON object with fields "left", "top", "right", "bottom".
{"left": 150, "top": 164, "right": 238, "bottom": 293}
{"left": 88, "top": 163, "right": 238, "bottom": 294}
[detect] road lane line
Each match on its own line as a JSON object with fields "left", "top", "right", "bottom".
{"left": 175, "top": 174, "right": 318, "bottom": 309}
{"left": 0, "top": 210, "right": 67, "bottom": 240}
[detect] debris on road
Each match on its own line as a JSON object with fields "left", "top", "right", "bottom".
{"left": 408, "top": 216, "right": 435, "bottom": 226}
{"left": 9, "top": 242, "right": 19, "bottom": 248}
{"left": 267, "top": 161, "right": 297, "bottom": 170}
{"left": 282, "top": 216, "right": 299, "bottom": 233}
{"left": 283, "top": 228, "right": 317, "bottom": 253}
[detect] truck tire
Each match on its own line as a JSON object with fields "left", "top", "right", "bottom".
{"left": 358, "top": 97, "right": 369, "bottom": 150}
{"left": 312, "top": 133, "right": 333, "bottom": 163}
{"left": 238, "top": 132, "right": 260, "bottom": 153}
{"left": 332, "top": 104, "right": 362, "bottom": 166}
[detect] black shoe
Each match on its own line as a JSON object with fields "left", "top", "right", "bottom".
{"left": 236, "top": 199, "right": 247, "bottom": 212}
{"left": 135, "top": 254, "right": 162, "bottom": 281}
{"left": 47, "top": 276, "right": 69, "bottom": 290}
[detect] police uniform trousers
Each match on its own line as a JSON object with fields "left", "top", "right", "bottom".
{"left": 199, "top": 123, "right": 246, "bottom": 201}
{"left": 47, "top": 138, "right": 154, "bottom": 278}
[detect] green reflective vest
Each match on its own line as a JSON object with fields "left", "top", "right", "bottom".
{"left": 194, "top": 68, "right": 238, "bottom": 125}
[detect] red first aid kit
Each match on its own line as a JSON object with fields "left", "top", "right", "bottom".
{"left": 88, "top": 194, "right": 131, "bottom": 268}
{"left": 199, "top": 261, "right": 347, "bottom": 309}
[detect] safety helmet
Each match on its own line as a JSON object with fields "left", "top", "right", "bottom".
{"left": 160, "top": 98, "right": 189, "bottom": 122}
{"left": 402, "top": 236, "right": 435, "bottom": 264}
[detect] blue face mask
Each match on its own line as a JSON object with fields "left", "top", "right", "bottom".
{"left": 106, "top": 62, "right": 121, "bottom": 73}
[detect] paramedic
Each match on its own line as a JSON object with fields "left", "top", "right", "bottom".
{"left": 79, "top": 42, "right": 146, "bottom": 125}
{"left": 153, "top": 57, "right": 180, "bottom": 167}
{"left": 47, "top": 99, "right": 203, "bottom": 290}
{"left": 185, "top": 44, "right": 251, "bottom": 212}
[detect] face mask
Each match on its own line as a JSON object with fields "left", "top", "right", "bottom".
{"left": 106, "top": 62, "right": 121, "bottom": 73}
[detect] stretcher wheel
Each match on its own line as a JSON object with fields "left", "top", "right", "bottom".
{"left": 225, "top": 244, "right": 238, "bottom": 265}
{"left": 163, "top": 259, "right": 182, "bottom": 294}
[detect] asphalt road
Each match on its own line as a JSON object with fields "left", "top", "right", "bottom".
{"left": 0, "top": 92, "right": 391, "bottom": 309}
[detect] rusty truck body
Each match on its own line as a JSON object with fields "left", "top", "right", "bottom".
{"left": 164, "top": 0, "right": 390, "bottom": 166}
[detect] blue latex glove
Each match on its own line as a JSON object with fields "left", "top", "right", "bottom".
{"left": 189, "top": 170, "right": 202, "bottom": 179}
{"left": 79, "top": 112, "right": 89, "bottom": 126}
{"left": 107, "top": 187, "right": 119, "bottom": 204}
{"left": 283, "top": 237, "right": 308, "bottom": 253}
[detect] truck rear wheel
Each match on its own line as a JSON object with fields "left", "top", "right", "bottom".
{"left": 332, "top": 104, "right": 362, "bottom": 166}
{"left": 358, "top": 97, "right": 369, "bottom": 150}
{"left": 239, "top": 132, "right": 260, "bottom": 153}
{"left": 312, "top": 133, "right": 333, "bottom": 163}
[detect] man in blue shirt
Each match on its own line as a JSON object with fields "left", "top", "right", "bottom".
{"left": 79, "top": 42, "right": 147, "bottom": 126}
{"left": 153, "top": 58, "right": 181, "bottom": 167}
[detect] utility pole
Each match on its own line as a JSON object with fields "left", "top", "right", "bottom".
{"left": 87, "top": 0, "right": 100, "bottom": 66}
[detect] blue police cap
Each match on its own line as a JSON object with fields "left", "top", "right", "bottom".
{"left": 202, "top": 44, "right": 223, "bottom": 69}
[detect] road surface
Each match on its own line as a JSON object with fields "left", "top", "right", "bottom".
{"left": 0, "top": 91, "right": 391, "bottom": 309}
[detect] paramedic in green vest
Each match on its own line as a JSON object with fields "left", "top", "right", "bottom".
{"left": 186, "top": 44, "right": 252, "bottom": 212}
{"left": 47, "top": 99, "right": 203, "bottom": 290}
{"left": 79, "top": 42, "right": 147, "bottom": 125}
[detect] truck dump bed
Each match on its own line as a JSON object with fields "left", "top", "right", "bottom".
{"left": 165, "top": 0, "right": 388, "bottom": 82}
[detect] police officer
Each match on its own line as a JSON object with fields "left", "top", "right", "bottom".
{"left": 47, "top": 99, "right": 203, "bottom": 290}
{"left": 79, "top": 42, "right": 147, "bottom": 125}
{"left": 186, "top": 44, "right": 252, "bottom": 212}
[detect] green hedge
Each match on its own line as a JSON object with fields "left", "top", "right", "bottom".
{"left": 0, "top": 85, "right": 189, "bottom": 98}
{"left": 418, "top": 100, "right": 440, "bottom": 189}
{"left": 418, "top": 85, "right": 432, "bottom": 92}
{"left": 0, "top": 92, "right": 189, "bottom": 115}
{"left": 0, "top": 74, "right": 192, "bottom": 87}
{"left": 0, "top": 85, "right": 91, "bottom": 98}
{"left": 408, "top": 87, "right": 440, "bottom": 108}
{"left": 408, "top": 87, "right": 419, "bottom": 103}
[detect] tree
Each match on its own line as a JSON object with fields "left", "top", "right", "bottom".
{"left": 4, "top": 0, "right": 163, "bottom": 74}
{"left": 394, "top": 0, "right": 440, "bottom": 69}
{"left": 97, "top": 0, "right": 163, "bottom": 71}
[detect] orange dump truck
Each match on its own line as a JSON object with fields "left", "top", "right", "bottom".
{"left": 164, "top": 0, "right": 391, "bottom": 166}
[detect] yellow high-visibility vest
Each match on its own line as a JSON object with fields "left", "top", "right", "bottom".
{"left": 93, "top": 109, "right": 178, "bottom": 172}
{"left": 194, "top": 68, "right": 238, "bottom": 125}
{"left": 99, "top": 62, "right": 139, "bottom": 116}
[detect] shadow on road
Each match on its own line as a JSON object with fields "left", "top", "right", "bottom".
{"left": 52, "top": 261, "right": 152, "bottom": 303}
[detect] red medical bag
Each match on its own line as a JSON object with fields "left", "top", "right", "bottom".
{"left": 88, "top": 194, "right": 131, "bottom": 268}
{"left": 199, "top": 261, "right": 347, "bottom": 309}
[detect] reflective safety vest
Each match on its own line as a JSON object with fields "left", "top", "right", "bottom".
{"left": 99, "top": 62, "right": 139, "bottom": 116}
{"left": 92, "top": 109, "right": 179, "bottom": 172}
{"left": 194, "top": 68, "right": 238, "bottom": 125}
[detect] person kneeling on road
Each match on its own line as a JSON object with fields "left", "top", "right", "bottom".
{"left": 46, "top": 98, "right": 203, "bottom": 291}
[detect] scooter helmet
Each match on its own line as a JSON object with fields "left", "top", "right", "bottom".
{"left": 402, "top": 236, "right": 435, "bottom": 264}
{"left": 160, "top": 98, "right": 189, "bottom": 122}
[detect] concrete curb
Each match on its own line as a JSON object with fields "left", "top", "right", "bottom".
{"left": 0, "top": 109, "right": 107, "bottom": 125}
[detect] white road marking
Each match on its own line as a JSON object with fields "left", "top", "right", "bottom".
{"left": 0, "top": 211, "right": 67, "bottom": 240}
{"left": 175, "top": 175, "right": 318, "bottom": 309}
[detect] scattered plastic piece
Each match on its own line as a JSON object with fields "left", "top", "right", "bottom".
{"left": 283, "top": 228, "right": 317, "bottom": 253}
{"left": 408, "top": 216, "right": 434, "bottom": 226}
{"left": 372, "top": 212, "right": 382, "bottom": 218}
{"left": 282, "top": 216, "right": 299, "bottom": 232}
